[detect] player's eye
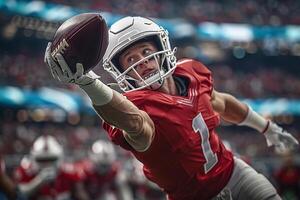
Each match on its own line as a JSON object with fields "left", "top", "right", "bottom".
{"left": 127, "top": 57, "right": 136, "bottom": 65}
{"left": 143, "top": 49, "right": 153, "bottom": 56}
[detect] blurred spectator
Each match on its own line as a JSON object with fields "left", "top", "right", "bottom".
{"left": 182, "top": 0, "right": 300, "bottom": 25}
{"left": 42, "top": 0, "right": 300, "bottom": 25}
{"left": 0, "top": 53, "right": 75, "bottom": 90}
{"left": 13, "top": 135, "right": 89, "bottom": 200}
{"left": 1, "top": 53, "right": 300, "bottom": 99}
{"left": 274, "top": 153, "right": 300, "bottom": 200}
{"left": 210, "top": 65, "right": 300, "bottom": 99}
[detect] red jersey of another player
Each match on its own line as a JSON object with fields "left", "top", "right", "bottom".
{"left": 75, "top": 159, "right": 119, "bottom": 199}
{"left": 103, "top": 59, "right": 234, "bottom": 200}
{"left": 14, "top": 161, "right": 82, "bottom": 200}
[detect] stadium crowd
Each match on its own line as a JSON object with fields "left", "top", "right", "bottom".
{"left": 44, "top": 0, "right": 300, "bottom": 25}
{"left": 1, "top": 52, "right": 300, "bottom": 99}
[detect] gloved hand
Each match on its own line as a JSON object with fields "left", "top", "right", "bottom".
{"left": 44, "top": 42, "right": 99, "bottom": 86}
{"left": 37, "top": 167, "right": 57, "bottom": 184}
{"left": 264, "top": 121, "right": 299, "bottom": 153}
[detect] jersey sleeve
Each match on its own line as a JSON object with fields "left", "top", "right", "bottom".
{"left": 193, "top": 60, "right": 214, "bottom": 96}
{"left": 102, "top": 122, "right": 134, "bottom": 151}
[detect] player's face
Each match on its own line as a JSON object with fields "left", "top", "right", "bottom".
{"left": 35, "top": 157, "right": 59, "bottom": 170}
{"left": 119, "top": 41, "right": 160, "bottom": 80}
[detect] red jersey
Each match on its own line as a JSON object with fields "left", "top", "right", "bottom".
{"left": 14, "top": 162, "right": 82, "bottom": 200}
{"left": 103, "top": 59, "right": 234, "bottom": 200}
{"left": 275, "top": 165, "right": 300, "bottom": 193}
{"left": 75, "top": 159, "right": 119, "bottom": 199}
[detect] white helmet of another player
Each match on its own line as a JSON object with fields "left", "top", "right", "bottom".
{"left": 89, "top": 140, "right": 116, "bottom": 173}
{"left": 30, "top": 135, "right": 63, "bottom": 169}
{"left": 103, "top": 16, "right": 177, "bottom": 92}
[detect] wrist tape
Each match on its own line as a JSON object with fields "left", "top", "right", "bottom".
{"left": 80, "top": 79, "right": 113, "bottom": 106}
{"left": 238, "top": 106, "right": 269, "bottom": 133}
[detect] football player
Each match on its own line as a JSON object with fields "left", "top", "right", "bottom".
{"left": 77, "top": 139, "right": 132, "bottom": 200}
{"left": 45, "top": 16, "right": 299, "bottom": 200}
{"left": 0, "top": 156, "right": 26, "bottom": 200}
{"left": 14, "top": 135, "right": 89, "bottom": 200}
{"left": 124, "top": 156, "right": 165, "bottom": 200}
{"left": 274, "top": 153, "right": 300, "bottom": 199}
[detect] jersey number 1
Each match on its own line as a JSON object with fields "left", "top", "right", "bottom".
{"left": 192, "top": 113, "right": 218, "bottom": 174}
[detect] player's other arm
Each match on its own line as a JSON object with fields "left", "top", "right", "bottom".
{"left": 211, "top": 89, "right": 299, "bottom": 152}
{"left": 211, "top": 89, "right": 248, "bottom": 124}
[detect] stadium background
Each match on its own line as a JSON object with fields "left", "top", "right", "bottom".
{"left": 0, "top": 0, "right": 300, "bottom": 199}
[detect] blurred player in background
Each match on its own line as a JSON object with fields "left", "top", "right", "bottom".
{"left": 76, "top": 139, "right": 132, "bottom": 200}
{"left": 0, "top": 156, "right": 26, "bottom": 200}
{"left": 13, "top": 135, "right": 89, "bottom": 200}
{"left": 124, "top": 156, "right": 165, "bottom": 200}
{"left": 45, "top": 15, "right": 299, "bottom": 200}
{"left": 274, "top": 152, "right": 300, "bottom": 200}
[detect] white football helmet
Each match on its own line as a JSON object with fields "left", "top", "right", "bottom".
{"left": 103, "top": 16, "right": 177, "bottom": 92}
{"left": 89, "top": 140, "right": 116, "bottom": 173}
{"left": 30, "top": 135, "right": 63, "bottom": 169}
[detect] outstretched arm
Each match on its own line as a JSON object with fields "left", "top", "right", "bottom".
{"left": 211, "top": 89, "right": 299, "bottom": 153}
{"left": 44, "top": 43, "right": 154, "bottom": 152}
{"left": 90, "top": 89, "right": 155, "bottom": 152}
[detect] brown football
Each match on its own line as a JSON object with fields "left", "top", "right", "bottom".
{"left": 51, "top": 13, "right": 108, "bottom": 73}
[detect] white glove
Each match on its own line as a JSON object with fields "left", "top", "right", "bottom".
{"left": 44, "top": 42, "right": 99, "bottom": 86}
{"left": 264, "top": 122, "right": 299, "bottom": 153}
{"left": 37, "top": 167, "right": 57, "bottom": 184}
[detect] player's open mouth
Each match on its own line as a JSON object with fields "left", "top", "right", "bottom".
{"left": 143, "top": 70, "right": 159, "bottom": 80}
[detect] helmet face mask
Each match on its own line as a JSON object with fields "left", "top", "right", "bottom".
{"left": 103, "top": 16, "right": 177, "bottom": 92}
{"left": 30, "top": 135, "right": 63, "bottom": 170}
{"left": 117, "top": 49, "right": 170, "bottom": 91}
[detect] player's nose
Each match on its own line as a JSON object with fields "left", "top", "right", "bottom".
{"left": 137, "top": 55, "right": 149, "bottom": 69}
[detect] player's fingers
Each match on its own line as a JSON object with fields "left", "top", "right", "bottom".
{"left": 45, "top": 44, "right": 58, "bottom": 67}
{"left": 49, "top": 67, "right": 57, "bottom": 79}
{"left": 75, "top": 63, "right": 84, "bottom": 78}
{"left": 53, "top": 64, "right": 65, "bottom": 81}
{"left": 88, "top": 70, "right": 100, "bottom": 79}
{"left": 287, "top": 133, "right": 299, "bottom": 145}
{"left": 45, "top": 57, "right": 60, "bottom": 80}
{"left": 281, "top": 132, "right": 299, "bottom": 146}
{"left": 275, "top": 143, "right": 286, "bottom": 154}
{"left": 265, "top": 137, "right": 272, "bottom": 147}
{"left": 53, "top": 69, "right": 67, "bottom": 82}
{"left": 53, "top": 69, "right": 61, "bottom": 81}
{"left": 56, "top": 53, "right": 72, "bottom": 76}
{"left": 44, "top": 42, "right": 52, "bottom": 63}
